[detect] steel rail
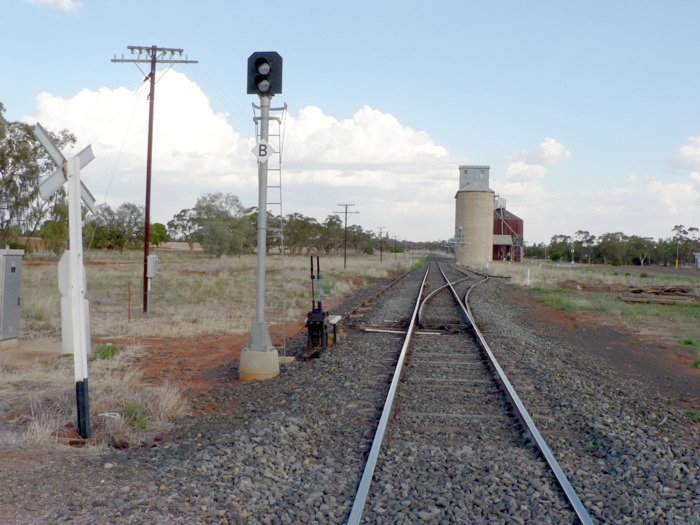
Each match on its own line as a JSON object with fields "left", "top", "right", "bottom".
{"left": 416, "top": 273, "right": 473, "bottom": 326}
{"left": 346, "top": 265, "right": 430, "bottom": 525}
{"left": 440, "top": 264, "right": 594, "bottom": 525}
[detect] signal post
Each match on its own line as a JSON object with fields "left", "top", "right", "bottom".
{"left": 239, "top": 52, "right": 283, "bottom": 382}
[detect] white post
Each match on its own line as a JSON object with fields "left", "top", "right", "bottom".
{"left": 67, "top": 157, "right": 91, "bottom": 438}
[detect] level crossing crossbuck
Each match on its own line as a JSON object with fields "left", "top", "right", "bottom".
{"left": 33, "top": 123, "right": 96, "bottom": 439}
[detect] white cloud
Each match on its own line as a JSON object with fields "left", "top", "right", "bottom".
{"left": 537, "top": 137, "right": 571, "bottom": 164}
{"left": 504, "top": 137, "right": 571, "bottom": 183}
{"left": 505, "top": 161, "right": 547, "bottom": 182}
{"left": 27, "top": 71, "right": 256, "bottom": 227}
{"left": 677, "top": 136, "right": 700, "bottom": 169}
{"left": 492, "top": 135, "right": 699, "bottom": 242}
{"left": 26, "top": 0, "right": 81, "bottom": 11}
{"left": 26, "top": 74, "right": 458, "bottom": 240}
{"left": 492, "top": 175, "right": 700, "bottom": 243}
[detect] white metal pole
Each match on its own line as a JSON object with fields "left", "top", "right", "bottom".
{"left": 67, "top": 156, "right": 90, "bottom": 438}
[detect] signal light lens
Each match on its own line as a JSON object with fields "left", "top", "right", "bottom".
{"left": 256, "top": 78, "right": 271, "bottom": 93}
{"left": 257, "top": 61, "right": 271, "bottom": 75}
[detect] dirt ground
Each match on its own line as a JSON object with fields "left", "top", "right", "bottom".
{"left": 508, "top": 285, "right": 700, "bottom": 410}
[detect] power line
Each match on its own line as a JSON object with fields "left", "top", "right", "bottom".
{"left": 376, "top": 226, "right": 387, "bottom": 262}
{"left": 111, "top": 45, "right": 197, "bottom": 313}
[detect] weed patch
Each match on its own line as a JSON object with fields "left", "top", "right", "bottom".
{"left": 685, "top": 409, "right": 700, "bottom": 423}
{"left": 93, "top": 343, "right": 119, "bottom": 360}
{"left": 123, "top": 402, "right": 147, "bottom": 430}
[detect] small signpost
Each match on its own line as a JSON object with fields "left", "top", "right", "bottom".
{"left": 33, "top": 123, "right": 96, "bottom": 439}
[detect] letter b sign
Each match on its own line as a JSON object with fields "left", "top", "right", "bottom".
{"left": 251, "top": 139, "right": 276, "bottom": 164}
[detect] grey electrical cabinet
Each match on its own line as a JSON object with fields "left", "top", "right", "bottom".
{"left": 0, "top": 249, "right": 24, "bottom": 341}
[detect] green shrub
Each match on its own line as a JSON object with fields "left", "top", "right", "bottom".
{"left": 685, "top": 409, "right": 700, "bottom": 422}
{"left": 681, "top": 338, "right": 698, "bottom": 346}
{"left": 124, "top": 402, "right": 147, "bottom": 430}
{"left": 691, "top": 358, "right": 700, "bottom": 369}
{"left": 94, "top": 343, "right": 119, "bottom": 360}
{"left": 639, "top": 272, "right": 648, "bottom": 278}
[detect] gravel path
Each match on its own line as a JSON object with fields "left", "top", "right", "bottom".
{"left": 2, "top": 261, "right": 698, "bottom": 524}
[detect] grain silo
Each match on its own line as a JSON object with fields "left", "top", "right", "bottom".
{"left": 455, "top": 165, "right": 494, "bottom": 267}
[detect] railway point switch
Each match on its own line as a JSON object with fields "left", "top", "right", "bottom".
{"left": 305, "top": 256, "right": 341, "bottom": 356}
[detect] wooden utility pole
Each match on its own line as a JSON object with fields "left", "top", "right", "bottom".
{"left": 334, "top": 203, "right": 359, "bottom": 269}
{"left": 111, "top": 46, "right": 197, "bottom": 312}
{"left": 377, "top": 227, "right": 386, "bottom": 262}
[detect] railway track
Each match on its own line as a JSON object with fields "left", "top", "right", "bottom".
{"left": 347, "top": 259, "right": 593, "bottom": 524}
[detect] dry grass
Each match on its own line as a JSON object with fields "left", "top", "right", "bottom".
{"left": 22, "top": 251, "right": 412, "bottom": 339}
{"left": 485, "top": 260, "right": 700, "bottom": 350}
{"left": 485, "top": 260, "right": 700, "bottom": 289}
{"left": 0, "top": 342, "right": 186, "bottom": 450}
{"left": 2, "top": 251, "right": 414, "bottom": 451}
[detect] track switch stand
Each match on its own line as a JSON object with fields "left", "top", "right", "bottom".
{"left": 306, "top": 256, "right": 328, "bottom": 354}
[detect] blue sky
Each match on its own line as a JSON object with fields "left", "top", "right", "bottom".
{"left": 2, "top": 0, "right": 699, "bottom": 243}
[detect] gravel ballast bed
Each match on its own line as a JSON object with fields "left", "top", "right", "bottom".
{"left": 469, "top": 278, "right": 699, "bottom": 524}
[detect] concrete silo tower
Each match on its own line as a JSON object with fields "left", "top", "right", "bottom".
{"left": 455, "top": 165, "right": 494, "bottom": 267}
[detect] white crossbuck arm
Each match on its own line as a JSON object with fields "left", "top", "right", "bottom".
{"left": 33, "top": 124, "right": 97, "bottom": 213}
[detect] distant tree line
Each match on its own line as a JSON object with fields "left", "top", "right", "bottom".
{"left": 166, "top": 194, "right": 405, "bottom": 258}
{"left": 525, "top": 226, "right": 699, "bottom": 266}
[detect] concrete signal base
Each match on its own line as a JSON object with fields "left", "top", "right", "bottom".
{"left": 239, "top": 322, "right": 280, "bottom": 382}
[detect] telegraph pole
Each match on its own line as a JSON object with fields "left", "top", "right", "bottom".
{"left": 334, "top": 203, "right": 359, "bottom": 269}
{"left": 111, "top": 46, "right": 197, "bottom": 313}
{"left": 377, "top": 227, "right": 386, "bottom": 262}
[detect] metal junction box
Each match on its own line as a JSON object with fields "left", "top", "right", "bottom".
{"left": 0, "top": 249, "right": 24, "bottom": 341}
{"left": 146, "top": 254, "right": 159, "bottom": 278}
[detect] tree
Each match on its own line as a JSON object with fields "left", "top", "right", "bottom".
{"left": 167, "top": 208, "right": 199, "bottom": 249}
{"left": 627, "top": 235, "right": 655, "bottom": 266}
{"left": 524, "top": 242, "right": 547, "bottom": 259}
{"left": 150, "top": 223, "right": 168, "bottom": 247}
{"left": 285, "top": 212, "right": 320, "bottom": 255}
{"left": 320, "top": 214, "right": 343, "bottom": 254}
{"left": 595, "top": 232, "right": 628, "bottom": 265}
{"left": 0, "top": 103, "right": 76, "bottom": 245}
{"left": 574, "top": 230, "right": 596, "bottom": 264}
{"left": 83, "top": 202, "right": 144, "bottom": 251}
{"left": 549, "top": 234, "right": 572, "bottom": 262}
{"left": 671, "top": 224, "right": 699, "bottom": 265}
{"left": 115, "top": 202, "right": 145, "bottom": 249}
{"left": 39, "top": 202, "right": 68, "bottom": 255}
{"left": 167, "top": 193, "right": 253, "bottom": 257}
